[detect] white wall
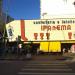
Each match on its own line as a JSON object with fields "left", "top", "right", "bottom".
{"left": 40, "top": 0, "right": 75, "bottom": 19}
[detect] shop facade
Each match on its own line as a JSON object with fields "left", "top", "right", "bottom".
{"left": 6, "top": 18, "right": 75, "bottom": 53}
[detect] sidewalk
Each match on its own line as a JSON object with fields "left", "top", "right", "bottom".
{"left": 32, "top": 55, "right": 67, "bottom": 61}
{"left": 0, "top": 53, "right": 75, "bottom": 62}
{"left": 63, "top": 53, "right": 75, "bottom": 63}
{"left": 63, "top": 53, "right": 75, "bottom": 58}
{"left": 0, "top": 55, "right": 27, "bottom": 60}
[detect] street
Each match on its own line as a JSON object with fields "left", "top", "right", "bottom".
{"left": 0, "top": 60, "right": 28, "bottom": 75}
{"left": 0, "top": 55, "right": 75, "bottom": 75}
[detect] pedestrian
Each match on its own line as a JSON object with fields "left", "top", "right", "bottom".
{"left": 63, "top": 48, "right": 66, "bottom": 54}
{"left": 18, "top": 44, "right": 22, "bottom": 55}
{"left": 37, "top": 47, "right": 39, "bottom": 55}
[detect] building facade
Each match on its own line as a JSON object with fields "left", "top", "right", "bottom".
{"left": 6, "top": 0, "right": 75, "bottom": 53}
{"left": 6, "top": 19, "right": 75, "bottom": 53}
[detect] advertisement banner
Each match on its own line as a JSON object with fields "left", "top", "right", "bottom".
{"left": 6, "top": 18, "right": 75, "bottom": 42}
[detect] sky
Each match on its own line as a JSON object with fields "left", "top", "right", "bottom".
{"left": 2, "top": 0, "right": 40, "bottom": 20}
{"left": 2, "top": 0, "right": 75, "bottom": 20}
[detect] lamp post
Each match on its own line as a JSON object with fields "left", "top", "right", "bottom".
{"left": 42, "top": 13, "right": 50, "bottom": 54}
{"left": 47, "top": 27, "right": 50, "bottom": 54}
{"left": 3, "top": 0, "right": 10, "bottom": 56}
{"left": 46, "top": 30, "right": 50, "bottom": 54}
{"left": 42, "top": 13, "right": 47, "bottom": 19}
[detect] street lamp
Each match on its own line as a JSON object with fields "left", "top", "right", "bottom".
{"left": 2, "top": 0, "right": 10, "bottom": 56}
{"left": 42, "top": 13, "right": 50, "bottom": 54}
{"left": 42, "top": 13, "right": 47, "bottom": 19}
{"left": 46, "top": 30, "right": 50, "bottom": 53}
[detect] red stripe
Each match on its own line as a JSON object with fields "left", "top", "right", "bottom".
{"left": 20, "top": 20, "right": 28, "bottom": 41}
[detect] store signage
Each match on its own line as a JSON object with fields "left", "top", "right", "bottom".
{"left": 41, "top": 25, "right": 71, "bottom": 31}
{"left": 34, "top": 33, "right": 50, "bottom": 40}
{"left": 33, "top": 32, "right": 72, "bottom": 40}
{"left": 33, "top": 20, "right": 75, "bottom": 24}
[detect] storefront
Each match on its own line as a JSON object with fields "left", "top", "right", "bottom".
{"left": 6, "top": 18, "right": 75, "bottom": 53}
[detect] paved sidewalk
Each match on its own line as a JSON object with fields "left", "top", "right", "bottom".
{"left": 0, "top": 55, "right": 27, "bottom": 60}
{"left": 63, "top": 53, "right": 75, "bottom": 63}
{"left": 32, "top": 55, "right": 67, "bottom": 61}
{"left": 63, "top": 53, "right": 75, "bottom": 58}
{"left": 0, "top": 53, "right": 75, "bottom": 62}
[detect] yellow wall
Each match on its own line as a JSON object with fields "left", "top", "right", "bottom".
{"left": 40, "top": 41, "right": 61, "bottom": 52}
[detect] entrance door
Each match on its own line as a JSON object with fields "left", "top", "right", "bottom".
{"left": 40, "top": 42, "right": 61, "bottom": 52}
{"left": 61, "top": 43, "right": 73, "bottom": 53}
{"left": 49, "top": 42, "right": 61, "bottom": 52}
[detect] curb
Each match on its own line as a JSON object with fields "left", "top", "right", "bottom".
{"left": 0, "top": 57, "right": 32, "bottom": 61}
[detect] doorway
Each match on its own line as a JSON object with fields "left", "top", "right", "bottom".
{"left": 61, "top": 43, "right": 72, "bottom": 53}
